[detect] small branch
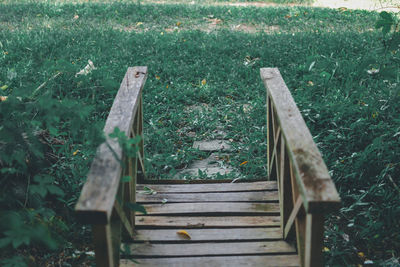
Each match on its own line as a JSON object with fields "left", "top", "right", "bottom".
{"left": 387, "top": 174, "right": 400, "bottom": 194}
{"left": 30, "top": 72, "right": 62, "bottom": 98}
{"left": 24, "top": 175, "right": 31, "bottom": 208}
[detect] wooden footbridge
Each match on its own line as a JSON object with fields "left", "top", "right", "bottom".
{"left": 76, "top": 67, "right": 341, "bottom": 267}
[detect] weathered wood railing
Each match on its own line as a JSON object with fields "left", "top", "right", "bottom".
{"left": 75, "top": 67, "right": 148, "bottom": 266}
{"left": 260, "top": 68, "right": 341, "bottom": 267}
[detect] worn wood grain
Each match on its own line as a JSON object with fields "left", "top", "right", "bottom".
{"left": 122, "top": 241, "right": 296, "bottom": 257}
{"left": 133, "top": 228, "right": 282, "bottom": 242}
{"left": 260, "top": 68, "right": 340, "bottom": 213}
{"left": 141, "top": 202, "right": 279, "bottom": 215}
{"left": 120, "top": 255, "right": 300, "bottom": 266}
{"left": 136, "top": 216, "right": 281, "bottom": 228}
{"left": 137, "top": 181, "right": 277, "bottom": 194}
{"left": 75, "top": 67, "right": 148, "bottom": 224}
{"left": 137, "top": 191, "right": 279, "bottom": 203}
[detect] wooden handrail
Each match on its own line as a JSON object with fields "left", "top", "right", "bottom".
{"left": 75, "top": 67, "right": 148, "bottom": 266}
{"left": 260, "top": 68, "right": 341, "bottom": 267}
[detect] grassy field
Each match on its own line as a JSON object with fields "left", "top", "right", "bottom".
{"left": 0, "top": 1, "right": 399, "bottom": 266}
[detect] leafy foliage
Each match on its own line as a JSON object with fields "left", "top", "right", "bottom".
{"left": 0, "top": 1, "right": 399, "bottom": 265}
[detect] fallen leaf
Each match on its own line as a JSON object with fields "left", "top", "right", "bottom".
{"left": 73, "top": 14, "right": 79, "bottom": 20}
{"left": 177, "top": 230, "right": 191, "bottom": 239}
{"left": 73, "top": 150, "right": 80, "bottom": 156}
{"left": 75, "top": 60, "right": 96, "bottom": 77}
{"left": 143, "top": 186, "right": 157, "bottom": 195}
{"left": 136, "top": 22, "right": 143, "bottom": 26}
{"left": 308, "top": 81, "right": 314, "bottom": 86}
{"left": 240, "top": 161, "right": 248, "bottom": 166}
{"left": 358, "top": 252, "right": 365, "bottom": 258}
{"left": 367, "top": 68, "right": 379, "bottom": 75}
{"left": 166, "top": 84, "right": 169, "bottom": 89}
{"left": 176, "top": 21, "right": 182, "bottom": 27}
{"left": 155, "top": 75, "right": 160, "bottom": 80}
{"left": 201, "top": 79, "right": 206, "bottom": 85}
{"left": 0, "top": 96, "right": 8, "bottom": 102}
{"left": 323, "top": 247, "right": 330, "bottom": 252}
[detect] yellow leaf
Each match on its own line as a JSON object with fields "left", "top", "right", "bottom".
{"left": 358, "top": 252, "right": 365, "bottom": 258}
{"left": 4, "top": 51, "right": 8, "bottom": 55}
{"left": 1, "top": 85, "right": 8, "bottom": 90}
{"left": 160, "top": 32, "right": 164, "bottom": 35}
{"left": 323, "top": 247, "right": 330, "bottom": 252}
{"left": 240, "top": 161, "right": 248, "bottom": 166}
{"left": 0, "top": 96, "right": 8, "bottom": 102}
{"left": 201, "top": 79, "right": 206, "bottom": 86}
{"left": 176, "top": 21, "right": 181, "bottom": 27}
{"left": 177, "top": 230, "right": 191, "bottom": 239}
{"left": 155, "top": 75, "right": 160, "bottom": 80}
{"left": 136, "top": 22, "right": 143, "bottom": 26}
{"left": 73, "top": 150, "right": 80, "bottom": 156}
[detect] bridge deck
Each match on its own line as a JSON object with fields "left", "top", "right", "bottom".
{"left": 120, "top": 181, "right": 300, "bottom": 266}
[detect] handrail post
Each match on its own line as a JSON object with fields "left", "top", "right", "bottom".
{"left": 305, "top": 213, "right": 324, "bottom": 267}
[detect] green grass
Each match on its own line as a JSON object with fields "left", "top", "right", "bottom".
{"left": 0, "top": 2, "right": 399, "bottom": 266}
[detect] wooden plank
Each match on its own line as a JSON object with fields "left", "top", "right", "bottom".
{"left": 141, "top": 202, "right": 280, "bottom": 215}
{"left": 137, "top": 191, "right": 279, "bottom": 203}
{"left": 76, "top": 67, "right": 148, "bottom": 224}
{"left": 138, "top": 178, "right": 267, "bottom": 184}
{"left": 136, "top": 216, "right": 280, "bottom": 228}
{"left": 260, "top": 68, "right": 340, "bottom": 213}
{"left": 133, "top": 228, "right": 282, "bottom": 242}
{"left": 137, "top": 181, "right": 277, "bottom": 193}
{"left": 122, "top": 241, "right": 296, "bottom": 257}
{"left": 120, "top": 255, "right": 300, "bottom": 267}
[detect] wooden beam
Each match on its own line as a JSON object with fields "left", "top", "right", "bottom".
{"left": 305, "top": 213, "right": 324, "bottom": 267}
{"left": 279, "top": 137, "right": 294, "bottom": 239}
{"left": 114, "top": 200, "right": 134, "bottom": 239}
{"left": 75, "top": 67, "right": 148, "bottom": 224}
{"left": 92, "top": 224, "right": 115, "bottom": 267}
{"left": 260, "top": 68, "right": 340, "bottom": 213}
{"left": 284, "top": 196, "right": 303, "bottom": 239}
